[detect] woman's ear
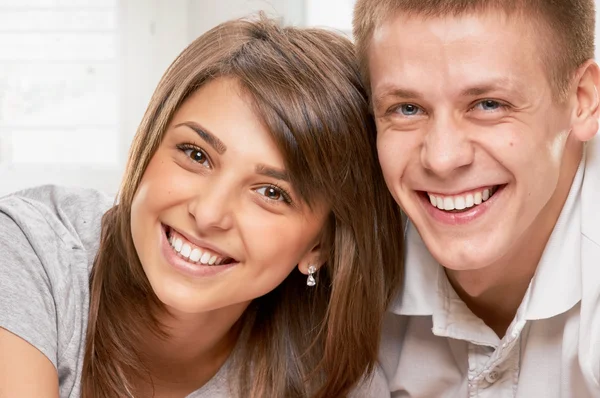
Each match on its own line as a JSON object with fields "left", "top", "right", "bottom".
{"left": 570, "top": 60, "right": 600, "bottom": 143}
{"left": 297, "top": 242, "right": 325, "bottom": 275}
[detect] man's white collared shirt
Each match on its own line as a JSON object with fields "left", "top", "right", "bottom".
{"left": 380, "top": 148, "right": 600, "bottom": 397}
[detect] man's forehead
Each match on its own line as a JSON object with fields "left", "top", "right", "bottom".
{"left": 368, "top": 12, "right": 545, "bottom": 99}
{"left": 371, "top": 10, "right": 536, "bottom": 50}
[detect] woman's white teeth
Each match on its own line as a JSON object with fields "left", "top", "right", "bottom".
{"left": 200, "top": 252, "right": 211, "bottom": 264}
{"left": 428, "top": 187, "right": 495, "bottom": 211}
{"left": 168, "top": 233, "right": 228, "bottom": 265}
{"left": 189, "top": 248, "right": 202, "bottom": 262}
{"left": 180, "top": 243, "right": 191, "bottom": 257}
{"left": 174, "top": 238, "right": 183, "bottom": 252}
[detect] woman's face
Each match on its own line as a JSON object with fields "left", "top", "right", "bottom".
{"left": 130, "top": 77, "right": 329, "bottom": 315}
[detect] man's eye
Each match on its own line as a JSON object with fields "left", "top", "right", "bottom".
{"left": 397, "top": 104, "right": 421, "bottom": 116}
{"left": 475, "top": 100, "right": 502, "bottom": 111}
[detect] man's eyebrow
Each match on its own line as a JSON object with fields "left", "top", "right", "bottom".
{"left": 373, "top": 79, "right": 526, "bottom": 111}
{"left": 461, "top": 85, "right": 500, "bottom": 97}
{"left": 255, "top": 164, "right": 290, "bottom": 182}
{"left": 373, "top": 86, "right": 424, "bottom": 110}
{"left": 459, "top": 77, "right": 529, "bottom": 101}
{"left": 460, "top": 81, "right": 511, "bottom": 97}
{"left": 175, "top": 121, "right": 227, "bottom": 154}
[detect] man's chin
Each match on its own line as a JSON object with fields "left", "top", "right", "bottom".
{"left": 425, "top": 238, "right": 502, "bottom": 272}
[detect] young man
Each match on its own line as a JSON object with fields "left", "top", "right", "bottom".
{"left": 353, "top": 0, "right": 600, "bottom": 396}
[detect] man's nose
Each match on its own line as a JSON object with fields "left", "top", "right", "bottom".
{"left": 421, "top": 116, "right": 474, "bottom": 177}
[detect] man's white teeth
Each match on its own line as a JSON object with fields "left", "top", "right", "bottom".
{"left": 428, "top": 187, "right": 494, "bottom": 211}
{"left": 443, "top": 197, "right": 453, "bottom": 210}
{"left": 465, "top": 194, "right": 474, "bottom": 208}
{"left": 482, "top": 189, "right": 490, "bottom": 201}
{"left": 168, "top": 233, "right": 229, "bottom": 265}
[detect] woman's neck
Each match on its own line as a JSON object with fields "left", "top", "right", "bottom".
{"left": 133, "top": 301, "right": 249, "bottom": 395}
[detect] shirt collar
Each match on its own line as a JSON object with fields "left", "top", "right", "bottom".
{"left": 390, "top": 156, "right": 585, "bottom": 321}
{"left": 522, "top": 155, "right": 584, "bottom": 319}
{"left": 389, "top": 224, "right": 501, "bottom": 345}
{"left": 581, "top": 137, "right": 600, "bottom": 243}
{"left": 388, "top": 221, "right": 437, "bottom": 316}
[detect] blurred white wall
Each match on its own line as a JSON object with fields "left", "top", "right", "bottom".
{"left": 1, "top": 0, "right": 600, "bottom": 196}
{"left": 122, "top": 0, "right": 306, "bottom": 160}
{"left": 0, "top": 0, "right": 309, "bottom": 197}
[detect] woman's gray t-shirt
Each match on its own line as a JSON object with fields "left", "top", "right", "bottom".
{"left": 0, "top": 185, "right": 389, "bottom": 397}
{"left": 0, "top": 185, "right": 229, "bottom": 397}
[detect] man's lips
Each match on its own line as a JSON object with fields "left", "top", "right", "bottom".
{"left": 423, "top": 185, "right": 502, "bottom": 212}
{"left": 416, "top": 184, "right": 507, "bottom": 225}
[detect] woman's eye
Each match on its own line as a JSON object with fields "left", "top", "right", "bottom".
{"left": 183, "top": 148, "right": 209, "bottom": 166}
{"left": 397, "top": 104, "right": 422, "bottom": 116}
{"left": 475, "top": 100, "right": 502, "bottom": 111}
{"left": 255, "top": 186, "right": 285, "bottom": 202}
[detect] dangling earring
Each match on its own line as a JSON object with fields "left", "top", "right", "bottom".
{"left": 307, "top": 265, "right": 317, "bottom": 287}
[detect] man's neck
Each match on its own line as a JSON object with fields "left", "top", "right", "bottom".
{"left": 445, "top": 241, "right": 542, "bottom": 337}
{"left": 445, "top": 142, "right": 583, "bottom": 338}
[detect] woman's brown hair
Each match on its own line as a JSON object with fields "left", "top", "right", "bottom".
{"left": 82, "top": 15, "right": 404, "bottom": 398}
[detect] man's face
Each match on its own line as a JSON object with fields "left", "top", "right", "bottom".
{"left": 369, "top": 12, "right": 579, "bottom": 271}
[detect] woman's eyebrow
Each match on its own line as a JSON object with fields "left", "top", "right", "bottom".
{"left": 255, "top": 164, "right": 290, "bottom": 182}
{"left": 175, "top": 121, "right": 227, "bottom": 154}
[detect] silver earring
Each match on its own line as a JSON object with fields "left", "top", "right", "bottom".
{"left": 307, "top": 265, "right": 317, "bottom": 287}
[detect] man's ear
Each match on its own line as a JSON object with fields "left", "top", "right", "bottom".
{"left": 570, "top": 59, "right": 600, "bottom": 143}
{"left": 297, "top": 242, "right": 325, "bottom": 275}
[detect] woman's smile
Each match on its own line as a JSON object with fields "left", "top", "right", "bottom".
{"left": 159, "top": 223, "right": 240, "bottom": 278}
{"left": 131, "top": 77, "right": 329, "bottom": 313}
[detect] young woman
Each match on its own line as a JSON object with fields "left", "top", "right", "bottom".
{"left": 0, "top": 16, "right": 403, "bottom": 398}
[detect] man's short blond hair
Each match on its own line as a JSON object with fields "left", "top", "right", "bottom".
{"left": 353, "top": 0, "right": 595, "bottom": 101}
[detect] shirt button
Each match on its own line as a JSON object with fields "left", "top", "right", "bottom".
{"left": 485, "top": 369, "right": 501, "bottom": 383}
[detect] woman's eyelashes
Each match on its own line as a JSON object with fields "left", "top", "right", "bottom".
{"left": 177, "top": 143, "right": 211, "bottom": 168}
{"left": 176, "top": 142, "right": 294, "bottom": 207}
{"left": 254, "top": 184, "right": 293, "bottom": 205}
